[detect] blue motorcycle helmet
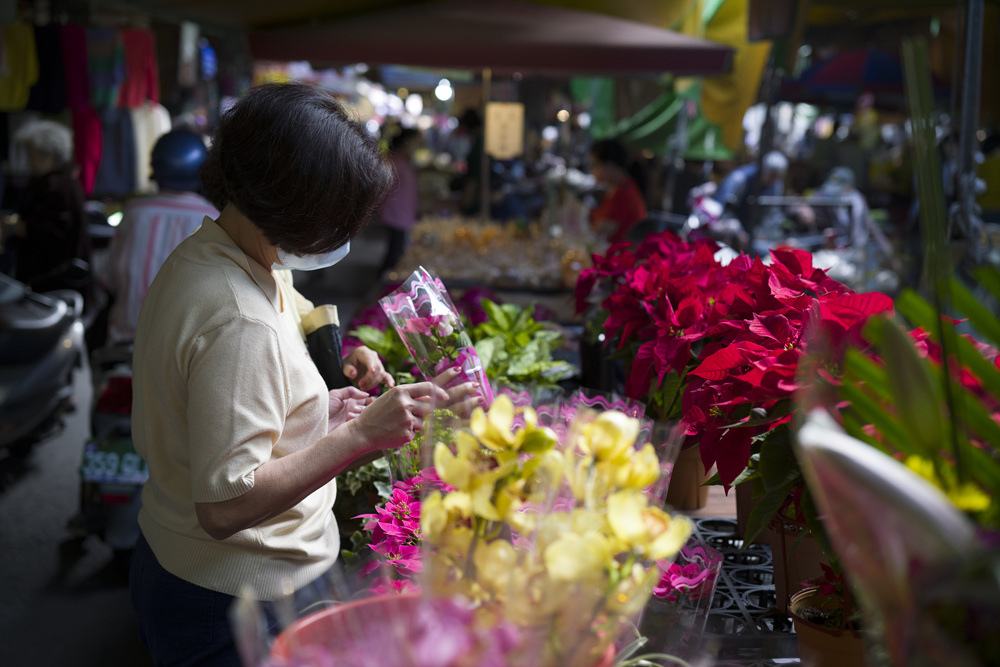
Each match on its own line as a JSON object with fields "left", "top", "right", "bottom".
{"left": 150, "top": 129, "right": 208, "bottom": 192}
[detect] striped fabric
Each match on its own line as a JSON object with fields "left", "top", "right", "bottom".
{"left": 105, "top": 193, "right": 219, "bottom": 343}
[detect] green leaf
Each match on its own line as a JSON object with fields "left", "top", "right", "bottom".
{"left": 474, "top": 336, "right": 501, "bottom": 373}
{"left": 758, "top": 434, "right": 801, "bottom": 493}
{"left": 842, "top": 349, "right": 889, "bottom": 398}
{"left": 973, "top": 265, "right": 1000, "bottom": 304}
{"left": 373, "top": 480, "right": 393, "bottom": 500}
{"left": 481, "top": 299, "right": 510, "bottom": 331}
{"left": 955, "top": 334, "right": 1000, "bottom": 397}
{"left": 839, "top": 381, "right": 921, "bottom": 456}
{"left": 951, "top": 277, "right": 1000, "bottom": 349}
{"left": 744, "top": 483, "right": 795, "bottom": 545}
{"left": 895, "top": 289, "right": 939, "bottom": 331}
{"left": 881, "top": 319, "right": 946, "bottom": 454}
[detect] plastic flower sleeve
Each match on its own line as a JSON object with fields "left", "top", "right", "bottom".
{"left": 641, "top": 541, "right": 723, "bottom": 660}
{"left": 380, "top": 267, "right": 493, "bottom": 406}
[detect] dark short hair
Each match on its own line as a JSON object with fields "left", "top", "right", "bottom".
{"left": 201, "top": 83, "right": 394, "bottom": 254}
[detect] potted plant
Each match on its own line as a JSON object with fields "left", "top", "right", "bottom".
{"left": 573, "top": 232, "right": 892, "bottom": 520}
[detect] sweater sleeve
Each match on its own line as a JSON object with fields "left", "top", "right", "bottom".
{"left": 186, "top": 315, "right": 290, "bottom": 503}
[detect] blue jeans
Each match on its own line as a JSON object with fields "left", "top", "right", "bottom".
{"left": 130, "top": 533, "right": 242, "bottom": 667}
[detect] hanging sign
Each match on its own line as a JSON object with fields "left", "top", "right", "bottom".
{"left": 485, "top": 102, "right": 524, "bottom": 160}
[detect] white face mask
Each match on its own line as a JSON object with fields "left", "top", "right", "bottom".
{"left": 273, "top": 241, "right": 351, "bottom": 271}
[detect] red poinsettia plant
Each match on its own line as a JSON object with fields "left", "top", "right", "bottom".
{"left": 575, "top": 232, "right": 893, "bottom": 536}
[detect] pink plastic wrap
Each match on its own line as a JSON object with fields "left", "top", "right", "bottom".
{"left": 380, "top": 267, "right": 494, "bottom": 406}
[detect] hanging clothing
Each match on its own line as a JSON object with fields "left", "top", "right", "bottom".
{"left": 86, "top": 27, "right": 125, "bottom": 110}
{"left": 92, "top": 108, "right": 136, "bottom": 197}
{"left": 130, "top": 102, "right": 172, "bottom": 193}
{"left": 0, "top": 22, "right": 39, "bottom": 111}
{"left": 26, "top": 24, "right": 66, "bottom": 113}
{"left": 60, "top": 23, "right": 90, "bottom": 111}
{"left": 72, "top": 108, "right": 102, "bottom": 195}
{"left": 118, "top": 29, "right": 159, "bottom": 109}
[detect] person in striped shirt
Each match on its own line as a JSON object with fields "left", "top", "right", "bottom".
{"left": 103, "top": 129, "right": 219, "bottom": 343}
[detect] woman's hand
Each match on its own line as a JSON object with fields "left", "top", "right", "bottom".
{"left": 432, "top": 367, "right": 483, "bottom": 418}
{"left": 343, "top": 345, "right": 394, "bottom": 391}
{"left": 349, "top": 382, "right": 450, "bottom": 451}
{"left": 328, "top": 386, "right": 373, "bottom": 433}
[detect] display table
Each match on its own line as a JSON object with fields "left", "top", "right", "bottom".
{"left": 385, "top": 216, "right": 591, "bottom": 299}
{"left": 657, "top": 518, "right": 801, "bottom": 666}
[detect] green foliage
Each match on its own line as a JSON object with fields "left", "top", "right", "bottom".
{"left": 838, "top": 286, "right": 1000, "bottom": 531}
{"left": 349, "top": 325, "right": 416, "bottom": 385}
{"left": 472, "top": 299, "right": 575, "bottom": 388}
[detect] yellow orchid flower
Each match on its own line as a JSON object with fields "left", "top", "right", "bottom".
{"left": 470, "top": 393, "right": 517, "bottom": 451}
{"left": 607, "top": 489, "right": 693, "bottom": 560}
{"left": 904, "top": 456, "right": 991, "bottom": 512}
{"left": 617, "top": 443, "right": 661, "bottom": 490}
{"left": 543, "top": 530, "right": 612, "bottom": 583}
{"left": 605, "top": 562, "right": 658, "bottom": 616}
{"left": 586, "top": 411, "right": 640, "bottom": 463}
{"left": 421, "top": 491, "right": 448, "bottom": 542}
{"left": 473, "top": 539, "right": 518, "bottom": 593}
{"left": 434, "top": 432, "right": 480, "bottom": 489}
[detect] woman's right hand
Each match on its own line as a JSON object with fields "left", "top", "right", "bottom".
{"left": 350, "top": 381, "right": 449, "bottom": 450}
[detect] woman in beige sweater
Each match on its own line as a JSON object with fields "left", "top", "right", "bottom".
{"left": 129, "top": 82, "right": 475, "bottom": 667}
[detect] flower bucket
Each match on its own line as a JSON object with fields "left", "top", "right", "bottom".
{"left": 768, "top": 518, "right": 830, "bottom": 614}
{"left": 665, "top": 445, "right": 712, "bottom": 510}
{"left": 789, "top": 588, "right": 867, "bottom": 667}
{"left": 270, "top": 593, "right": 617, "bottom": 667}
{"left": 270, "top": 594, "right": 424, "bottom": 661}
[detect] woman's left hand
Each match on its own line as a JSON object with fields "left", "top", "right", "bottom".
{"left": 343, "top": 346, "right": 394, "bottom": 391}
{"left": 328, "top": 386, "right": 374, "bottom": 432}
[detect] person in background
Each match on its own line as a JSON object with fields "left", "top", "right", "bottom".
{"left": 811, "top": 166, "right": 894, "bottom": 262}
{"left": 128, "top": 83, "right": 479, "bottom": 667}
{"left": 455, "top": 108, "right": 486, "bottom": 217}
{"left": 102, "top": 129, "right": 220, "bottom": 343}
{"left": 710, "top": 150, "right": 788, "bottom": 233}
{"left": 6, "top": 120, "right": 90, "bottom": 288}
{"left": 589, "top": 138, "right": 648, "bottom": 244}
{"left": 378, "top": 127, "right": 420, "bottom": 274}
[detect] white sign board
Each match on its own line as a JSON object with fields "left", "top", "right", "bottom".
{"left": 485, "top": 102, "right": 525, "bottom": 160}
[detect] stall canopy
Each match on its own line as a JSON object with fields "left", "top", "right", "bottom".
{"left": 211, "top": 0, "right": 735, "bottom": 77}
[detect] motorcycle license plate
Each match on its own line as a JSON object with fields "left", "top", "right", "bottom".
{"left": 81, "top": 437, "right": 148, "bottom": 485}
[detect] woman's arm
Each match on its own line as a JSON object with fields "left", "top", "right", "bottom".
{"left": 195, "top": 382, "right": 446, "bottom": 540}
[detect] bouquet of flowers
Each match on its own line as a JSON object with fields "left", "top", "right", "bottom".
{"left": 381, "top": 267, "right": 494, "bottom": 406}
{"left": 265, "top": 393, "right": 695, "bottom": 667}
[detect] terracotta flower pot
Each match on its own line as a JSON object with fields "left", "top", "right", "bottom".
{"left": 768, "top": 519, "right": 829, "bottom": 614}
{"left": 665, "top": 444, "right": 712, "bottom": 510}
{"left": 789, "top": 588, "right": 867, "bottom": 667}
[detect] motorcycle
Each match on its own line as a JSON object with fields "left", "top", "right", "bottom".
{"left": 72, "top": 341, "right": 145, "bottom": 569}
{"left": 0, "top": 271, "right": 86, "bottom": 453}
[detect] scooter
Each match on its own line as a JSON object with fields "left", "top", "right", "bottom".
{"left": 73, "top": 341, "right": 145, "bottom": 569}
{"left": 0, "top": 271, "right": 85, "bottom": 453}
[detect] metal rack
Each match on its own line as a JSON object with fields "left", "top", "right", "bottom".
{"left": 694, "top": 518, "right": 800, "bottom": 666}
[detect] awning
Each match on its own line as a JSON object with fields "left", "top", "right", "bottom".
{"left": 244, "top": 0, "right": 734, "bottom": 77}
